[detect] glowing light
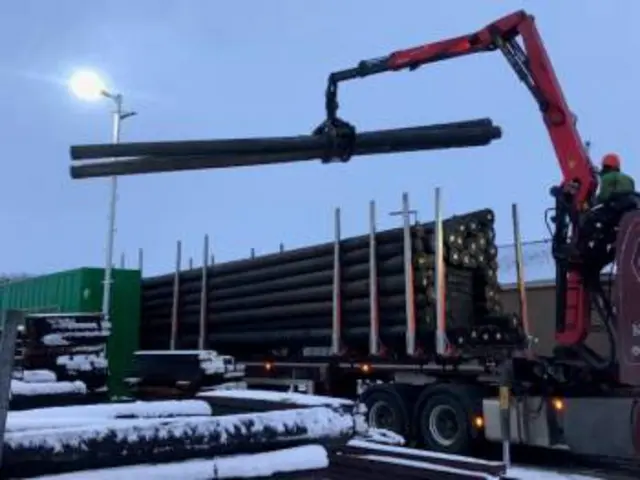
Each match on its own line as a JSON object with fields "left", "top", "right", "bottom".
{"left": 69, "top": 70, "right": 107, "bottom": 101}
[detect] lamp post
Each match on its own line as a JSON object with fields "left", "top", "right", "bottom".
{"left": 69, "top": 70, "right": 137, "bottom": 324}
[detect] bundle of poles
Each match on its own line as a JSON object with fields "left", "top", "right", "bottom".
{"left": 140, "top": 196, "right": 524, "bottom": 359}
{"left": 68, "top": 118, "right": 502, "bottom": 177}
{"left": 20, "top": 314, "right": 109, "bottom": 389}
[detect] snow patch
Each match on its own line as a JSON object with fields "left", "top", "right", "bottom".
{"left": 355, "top": 428, "right": 406, "bottom": 445}
{"left": 347, "top": 440, "right": 502, "bottom": 466}
{"left": 56, "top": 353, "right": 108, "bottom": 372}
{"left": 42, "top": 330, "right": 108, "bottom": 347}
{"left": 32, "top": 445, "right": 328, "bottom": 479}
{"left": 10, "top": 380, "right": 87, "bottom": 397}
{"left": 12, "top": 370, "right": 57, "bottom": 383}
{"left": 507, "top": 466, "right": 604, "bottom": 480}
{"left": 43, "top": 317, "right": 111, "bottom": 331}
{"left": 198, "top": 388, "right": 353, "bottom": 407}
{"left": 6, "top": 400, "right": 214, "bottom": 432}
{"left": 359, "top": 454, "right": 500, "bottom": 480}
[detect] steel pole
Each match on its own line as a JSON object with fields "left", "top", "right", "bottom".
{"left": 100, "top": 93, "right": 136, "bottom": 323}
{"left": 101, "top": 95, "right": 123, "bottom": 323}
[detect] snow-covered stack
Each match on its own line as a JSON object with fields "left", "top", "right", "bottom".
{"left": 10, "top": 369, "right": 87, "bottom": 410}
{"left": 21, "top": 313, "right": 110, "bottom": 390}
{"left": 0, "top": 397, "right": 362, "bottom": 478}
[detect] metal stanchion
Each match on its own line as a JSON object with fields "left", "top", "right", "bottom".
{"left": 331, "top": 207, "right": 343, "bottom": 355}
{"left": 499, "top": 359, "right": 513, "bottom": 468}
{"left": 199, "top": 234, "right": 210, "bottom": 350}
{"left": 368, "top": 200, "right": 380, "bottom": 356}
{"left": 169, "top": 240, "right": 182, "bottom": 350}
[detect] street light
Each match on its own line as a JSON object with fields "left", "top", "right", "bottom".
{"left": 69, "top": 69, "right": 137, "bottom": 325}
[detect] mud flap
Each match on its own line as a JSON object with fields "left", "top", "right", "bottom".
{"left": 614, "top": 210, "right": 640, "bottom": 386}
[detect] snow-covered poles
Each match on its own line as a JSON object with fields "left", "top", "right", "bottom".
{"left": 2, "top": 402, "right": 360, "bottom": 478}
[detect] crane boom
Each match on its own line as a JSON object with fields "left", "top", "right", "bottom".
{"left": 320, "top": 10, "right": 598, "bottom": 348}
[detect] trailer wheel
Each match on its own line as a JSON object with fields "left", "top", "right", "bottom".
{"left": 417, "top": 393, "right": 470, "bottom": 454}
{"left": 361, "top": 386, "right": 410, "bottom": 438}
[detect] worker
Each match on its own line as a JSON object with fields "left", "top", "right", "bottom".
{"left": 575, "top": 153, "right": 637, "bottom": 266}
{"left": 596, "top": 153, "right": 635, "bottom": 203}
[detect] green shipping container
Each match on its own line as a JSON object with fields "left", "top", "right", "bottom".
{"left": 0, "top": 267, "right": 141, "bottom": 397}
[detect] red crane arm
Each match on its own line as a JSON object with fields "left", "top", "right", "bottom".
{"left": 324, "top": 10, "right": 596, "bottom": 347}
{"left": 327, "top": 10, "right": 598, "bottom": 207}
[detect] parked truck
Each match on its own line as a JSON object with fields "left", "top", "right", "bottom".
{"left": 68, "top": 10, "right": 640, "bottom": 463}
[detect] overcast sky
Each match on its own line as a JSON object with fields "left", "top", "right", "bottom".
{"left": 1, "top": 0, "right": 637, "bottom": 280}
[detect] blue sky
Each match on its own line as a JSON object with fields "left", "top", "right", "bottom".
{"left": 1, "top": 1, "right": 638, "bottom": 279}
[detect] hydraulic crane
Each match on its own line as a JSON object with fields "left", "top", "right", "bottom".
{"left": 314, "top": 9, "right": 639, "bottom": 383}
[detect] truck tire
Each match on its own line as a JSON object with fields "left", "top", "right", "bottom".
{"left": 416, "top": 392, "right": 471, "bottom": 454}
{"left": 360, "top": 384, "right": 411, "bottom": 438}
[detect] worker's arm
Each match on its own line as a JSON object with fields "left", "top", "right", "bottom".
{"left": 596, "top": 174, "right": 614, "bottom": 203}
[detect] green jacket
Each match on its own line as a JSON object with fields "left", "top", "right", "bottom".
{"left": 597, "top": 170, "right": 635, "bottom": 202}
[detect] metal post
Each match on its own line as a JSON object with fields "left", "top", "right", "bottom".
{"left": 279, "top": 242, "right": 285, "bottom": 253}
{"left": 170, "top": 240, "right": 182, "bottom": 350}
{"left": 401, "top": 192, "right": 416, "bottom": 357}
{"left": 188, "top": 257, "right": 194, "bottom": 270}
{"left": 210, "top": 254, "right": 216, "bottom": 265}
{"left": 250, "top": 248, "right": 256, "bottom": 259}
{"left": 119, "top": 252, "right": 125, "bottom": 269}
{"left": 435, "top": 187, "right": 448, "bottom": 356}
{"left": 0, "top": 310, "right": 22, "bottom": 468}
{"left": 369, "top": 200, "right": 380, "bottom": 356}
{"left": 331, "top": 207, "right": 343, "bottom": 355}
{"left": 101, "top": 93, "right": 135, "bottom": 325}
{"left": 499, "top": 359, "right": 513, "bottom": 468}
{"left": 512, "top": 203, "right": 531, "bottom": 355}
{"left": 199, "top": 234, "right": 210, "bottom": 350}
{"left": 137, "top": 247, "right": 144, "bottom": 272}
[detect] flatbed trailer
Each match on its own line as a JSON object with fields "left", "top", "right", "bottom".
{"left": 216, "top": 195, "right": 640, "bottom": 461}
{"left": 130, "top": 186, "right": 640, "bottom": 461}
{"left": 133, "top": 189, "right": 638, "bottom": 461}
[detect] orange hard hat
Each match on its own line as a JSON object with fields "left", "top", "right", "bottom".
{"left": 601, "top": 153, "right": 621, "bottom": 169}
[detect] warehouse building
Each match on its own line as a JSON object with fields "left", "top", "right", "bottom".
{"left": 498, "top": 239, "right": 612, "bottom": 357}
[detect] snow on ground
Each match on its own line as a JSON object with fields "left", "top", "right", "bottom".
{"left": 32, "top": 445, "right": 329, "bottom": 479}
{"left": 350, "top": 441, "right": 604, "bottom": 480}
{"left": 198, "top": 388, "right": 353, "bottom": 406}
{"left": 506, "top": 466, "right": 604, "bottom": 480}
{"left": 10, "top": 380, "right": 86, "bottom": 397}
{"left": 6, "top": 400, "right": 214, "bottom": 432}
{"left": 348, "top": 439, "right": 503, "bottom": 467}
{"left": 354, "top": 428, "right": 406, "bottom": 445}
{"left": 359, "top": 453, "right": 604, "bottom": 480}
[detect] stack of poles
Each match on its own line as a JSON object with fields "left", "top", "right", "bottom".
{"left": 140, "top": 191, "right": 525, "bottom": 360}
